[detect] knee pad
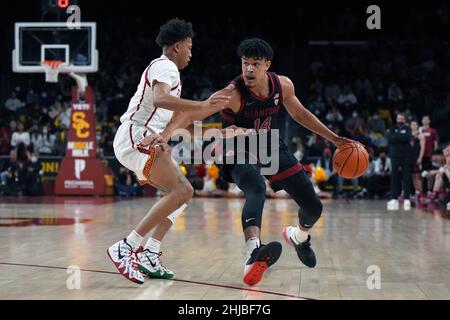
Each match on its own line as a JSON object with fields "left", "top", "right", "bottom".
{"left": 299, "top": 197, "right": 323, "bottom": 228}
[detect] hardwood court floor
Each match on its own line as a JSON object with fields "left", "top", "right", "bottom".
{"left": 0, "top": 196, "right": 449, "bottom": 300}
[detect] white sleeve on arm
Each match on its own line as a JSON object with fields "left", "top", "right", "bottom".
{"left": 147, "top": 60, "right": 179, "bottom": 88}
{"left": 11, "top": 133, "right": 17, "bottom": 147}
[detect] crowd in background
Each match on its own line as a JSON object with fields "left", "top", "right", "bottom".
{"left": 0, "top": 6, "right": 449, "bottom": 209}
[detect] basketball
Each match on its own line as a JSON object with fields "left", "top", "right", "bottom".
{"left": 333, "top": 142, "right": 369, "bottom": 179}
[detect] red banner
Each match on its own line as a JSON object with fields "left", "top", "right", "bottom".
{"left": 55, "top": 86, "right": 110, "bottom": 195}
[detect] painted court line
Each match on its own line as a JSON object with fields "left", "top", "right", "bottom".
{"left": 0, "top": 261, "right": 312, "bottom": 300}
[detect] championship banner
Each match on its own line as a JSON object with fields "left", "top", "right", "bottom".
{"left": 55, "top": 86, "right": 110, "bottom": 195}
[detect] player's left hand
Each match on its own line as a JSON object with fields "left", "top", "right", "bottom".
{"left": 221, "top": 125, "right": 255, "bottom": 138}
{"left": 332, "top": 136, "right": 362, "bottom": 148}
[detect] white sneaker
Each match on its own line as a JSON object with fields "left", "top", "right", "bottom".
{"left": 404, "top": 199, "right": 411, "bottom": 211}
{"left": 387, "top": 199, "right": 399, "bottom": 210}
{"left": 107, "top": 239, "right": 144, "bottom": 284}
{"left": 135, "top": 247, "right": 174, "bottom": 279}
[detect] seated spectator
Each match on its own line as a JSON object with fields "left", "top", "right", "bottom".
{"left": 309, "top": 94, "right": 326, "bottom": 118}
{"left": 31, "top": 126, "right": 56, "bottom": 155}
{"left": 370, "top": 151, "right": 392, "bottom": 198}
{"left": 375, "top": 96, "right": 393, "bottom": 127}
{"left": 185, "top": 164, "right": 204, "bottom": 190}
{"left": 25, "top": 153, "right": 43, "bottom": 196}
{"left": 59, "top": 102, "right": 72, "bottom": 129}
{"left": 388, "top": 81, "right": 404, "bottom": 104}
{"left": 1, "top": 150, "right": 18, "bottom": 186}
{"left": 367, "top": 112, "right": 386, "bottom": 133}
{"left": 4, "top": 91, "right": 25, "bottom": 114}
{"left": 114, "top": 167, "right": 143, "bottom": 196}
{"left": 0, "top": 120, "right": 15, "bottom": 155}
{"left": 337, "top": 85, "right": 358, "bottom": 115}
{"left": 1, "top": 150, "right": 27, "bottom": 196}
{"left": 345, "top": 111, "right": 365, "bottom": 137}
{"left": 325, "top": 107, "right": 344, "bottom": 125}
{"left": 324, "top": 80, "right": 341, "bottom": 106}
{"left": 292, "top": 136, "right": 305, "bottom": 161}
{"left": 25, "top": 89, "right": 38, "bottom": 107}
{"left": 11, "top": 123, "right": 30, "bottom": 149}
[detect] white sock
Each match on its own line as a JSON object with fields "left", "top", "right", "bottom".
{"left": 145, "top": 237, "right": 161, "bottom": 253}
{"left": 246, "top": 237, "right": 260, "bottom": 256}
{"left": 294, "top": 226, "right": 309, "bottom": 244}
{"left": 126, "top": 230, "right": 143, "bottom": 249}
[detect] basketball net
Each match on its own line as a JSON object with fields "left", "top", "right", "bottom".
{"left": 41, "top": 60, "right": 63, "bottom": 83}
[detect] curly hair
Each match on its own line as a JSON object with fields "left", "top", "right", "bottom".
{"left": 237, "top": 38, "right": 274, "bottom": 60}
{"left": 156, "top": 18, "right": 194, "bottom": 48}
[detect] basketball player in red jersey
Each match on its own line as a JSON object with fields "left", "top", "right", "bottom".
{"left": 158, "top": 38, "right": 358, "bottom": 286}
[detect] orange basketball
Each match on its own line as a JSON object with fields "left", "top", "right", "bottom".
{"left": 333, "top": 142, "right": 369, "bottom": 179}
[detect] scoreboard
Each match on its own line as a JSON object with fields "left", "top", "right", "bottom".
{"left": 41, "top": 0, "right": 79, "bottom": 12}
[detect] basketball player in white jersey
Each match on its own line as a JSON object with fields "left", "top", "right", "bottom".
{"left": 107, "top": 18, "right": 230, "bottom": 284}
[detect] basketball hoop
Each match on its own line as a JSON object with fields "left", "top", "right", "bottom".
{"left": 41, "top": 60, "right": 63, "bottom": 83}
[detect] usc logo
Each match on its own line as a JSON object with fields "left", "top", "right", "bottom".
{"left": 72, "top": 111, "right": 90, "bottom": 138}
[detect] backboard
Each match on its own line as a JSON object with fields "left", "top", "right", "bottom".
{"left": 12, "top": 22, "right": 98, "bottom": 74}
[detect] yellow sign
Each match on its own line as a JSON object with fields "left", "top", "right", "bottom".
{"left": 72, "top": 111, "right": 90, "bottom": 138}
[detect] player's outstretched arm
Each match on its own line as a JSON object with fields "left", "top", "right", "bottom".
{"left": 160, "top": 86, "right": 239, "bottom": 142}
{"left": 153, "top": 81, "right": 230, "bottom": 112}
{"left": 279, "top": 76, "right": 356, "bottom": 148}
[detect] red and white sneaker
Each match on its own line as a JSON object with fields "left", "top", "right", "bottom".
{"left": 135, "top": 246, "right": 175, "bottom": 279}
{"left": 243, "top": 241, "right": 282, "bottom": 286}
{"left": 107, "top": 239, "right": 144, "bottom": 284}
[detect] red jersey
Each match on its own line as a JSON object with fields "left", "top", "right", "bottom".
{"left": 422, "top": 127, "right": 438, "bottom": 158}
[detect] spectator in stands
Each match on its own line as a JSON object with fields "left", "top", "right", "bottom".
{"left": 1, "top": 150, "right": 18, "bottom": 185}
{"left": 367, "top": 112, "right": 386, "bottom": 133}
{"left": 115, "top": 167, "right": 143, "bottom": 196}
{"left": 324, "top": 80, "right": 341, "bottom": 106}
{"left": 53, "top": 130, "right": 67, "bottom": 156}
{"left": 309, "top": 94, "right": 326, "bottom": 118}
{"left": 25, "top": 89, "right": 38, "bottom": 107}
{"left": 1, "top": 150, "right": 27, "bottom": 196}
{"left": 387, "top": 81, "right": 404, "bottom": 105}
{"left": 31, "top": 126, "right": 56, "bottom": 155}
{"left": 4, "top": 91, "right": 25, "bottom": 114}
{"left": 0, "top": 120, "right": 15, "bottom": 155}
{"left": 97, "top": 100, "right": 109, "bottom": 123}
{"left": 375, "top": 96, "right": 393, "bottom": 127}
{"left": 292, "top": 136, "right": 305, "bottom": 161}
{"left": 371, "top": 150, "right": 392, "bottom": 198}
{"left": 25, "top": 153, "right": 43, "bottom": 196}
{"left": 185, "top": 164, "right": 204, "bottom": 190}
{"left": 325, "top": 106, "right": 344, "bottom": 125}
{"left": 337, "top": 85, "right": 358, "bottom": 115}
{"left": 345, "top": 111, "right": 365, "bottom": 137}
{"left": 59, "top": 102, "right": 72, "bottom": 129}
{"left": 11, "top": 123, "right": 30, "bottom": 149}
{"left": 38, "top": 91, "right": 52, "bottom": 109}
